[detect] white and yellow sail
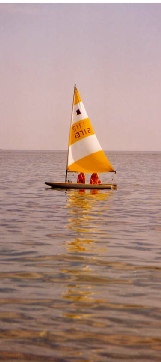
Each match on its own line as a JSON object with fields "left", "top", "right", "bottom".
{"left": 67, "top": 86, "right": 115, "bottom": 174}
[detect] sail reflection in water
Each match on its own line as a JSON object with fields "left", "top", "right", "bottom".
{"left": 62, "top": 190, "right": 112, "bottom": 317}
{"left": 65, "top": 189, "right": 111, "bottom": 250}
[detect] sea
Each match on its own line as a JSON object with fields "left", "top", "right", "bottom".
{"left": 0, "top": 150, "right": 161, "bottom": 362}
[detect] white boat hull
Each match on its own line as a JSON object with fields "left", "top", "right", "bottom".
{"left": 45, "top": 182, "right": 117, "bottom": 190}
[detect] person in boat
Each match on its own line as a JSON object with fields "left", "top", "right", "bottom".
{"left": 90, "top": 173, "right": 102, "bottom": 185}
{"left": 77, "top": 172, "right": 85, "bottom": 184}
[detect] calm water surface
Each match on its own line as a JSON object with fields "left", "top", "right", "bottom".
{"left": 0, "top": 150, "right": 161, "bottom": 361}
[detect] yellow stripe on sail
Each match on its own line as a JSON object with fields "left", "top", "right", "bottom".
{"left": 69, "top": 118, "right": 95, "bottom": 146}
{"left": 67, "top": 150, "right": 115, "bottom": 173}
{"left": 73, "top": 87, "right": 82, "bottom": 105}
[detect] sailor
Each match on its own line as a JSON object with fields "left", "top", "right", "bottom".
{"left": 90, "top": 173, "right": 102, "bottom": 184}
{"left": 77, "top": 172, "right": 85, "bottom": 184}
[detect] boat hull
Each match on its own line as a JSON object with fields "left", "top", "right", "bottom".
{"left": 45, "top": 182, "right": 117, "bottom": 190}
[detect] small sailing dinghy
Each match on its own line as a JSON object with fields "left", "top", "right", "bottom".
{"left": 45, "top": 85, "right": 117, "bottom": 190}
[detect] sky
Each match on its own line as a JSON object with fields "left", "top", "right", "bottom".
{"left": 0, "top": 3, "right": 161, "bottom": 151}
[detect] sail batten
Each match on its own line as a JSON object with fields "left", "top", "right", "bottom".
{"left": 67, "top": 86, "right": 115, "bottom": 174}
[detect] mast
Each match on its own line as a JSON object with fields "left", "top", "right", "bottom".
{"left": 65, "top": 84, "right": 76, "bottom": 182}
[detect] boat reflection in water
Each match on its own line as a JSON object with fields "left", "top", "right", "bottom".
{"left": 65, "top": 189, "right": 111, "bottom": 249}
{"left": 62, "top": 190, "right": 112, "bottom": 319}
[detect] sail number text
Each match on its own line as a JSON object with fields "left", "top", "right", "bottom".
{"left": 72, "top": 123, "right": 91, "bottom": 139}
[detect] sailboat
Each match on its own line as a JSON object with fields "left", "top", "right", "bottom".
{"left": 45, "top": 85, "right": 117, "bottom": 190}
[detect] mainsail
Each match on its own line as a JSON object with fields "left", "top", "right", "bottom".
{"left": 67, "top": 85, "right": 115, "bottom": 174}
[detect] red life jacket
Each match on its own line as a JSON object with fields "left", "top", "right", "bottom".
{"left": 77, "top": 173, "right": 85, "bottom": 183}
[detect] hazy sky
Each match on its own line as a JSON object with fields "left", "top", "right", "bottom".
{"left": 0, "top": 3, "right": 161, "bottom": 151}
